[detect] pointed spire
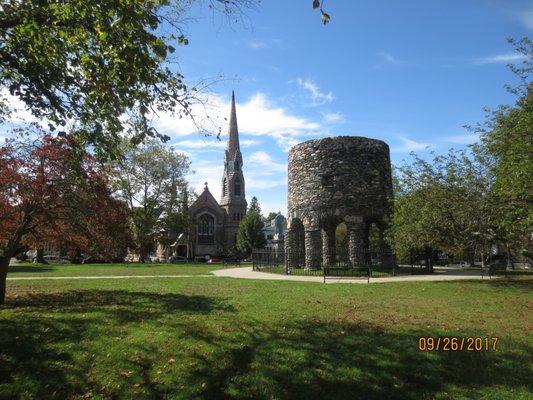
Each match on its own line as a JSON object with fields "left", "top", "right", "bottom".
{"left": 227, "top": 91, "right": 239, "bottom": 157}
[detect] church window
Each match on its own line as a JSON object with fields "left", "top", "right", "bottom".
{"left": 198, "top": 214, "right": 214, "bottom": 245}
{"left": 234, "top": 177, "right": 241, "bottom": 196}
{"left": 222, "top": 178, "right": 227, "bottom": 197}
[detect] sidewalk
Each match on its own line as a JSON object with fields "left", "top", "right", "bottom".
{"left": 212, "top": 266, "right": 486, "bottom": 284}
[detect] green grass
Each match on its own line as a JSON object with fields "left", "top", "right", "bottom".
{"left": 0, "top": 272, "right": 531, "bottom": 399}
{"left": 7, "top": 262, "right": 232, "bottom": 277}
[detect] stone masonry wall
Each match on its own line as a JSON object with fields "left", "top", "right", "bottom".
{"left": 286, "top": 136, "right": 394, "bottom": 269}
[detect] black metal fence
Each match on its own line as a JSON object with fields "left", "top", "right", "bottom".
{"left": 252, "top": 248, "right": 428, "bottom": 281}
{"left": 481, "top": 264, "right": 533, "bottom": 279}
{"left": 252, "top": 250, "right": 285, "bottom": 274}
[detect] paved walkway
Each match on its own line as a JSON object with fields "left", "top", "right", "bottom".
{"left": 212, "top": 266, "right": 486, "bottom": 284}
{"left": 7, "top": 266, "right": 488, "bottom": 284}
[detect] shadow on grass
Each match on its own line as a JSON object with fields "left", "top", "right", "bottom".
{"left": 485, "top": 276, "right": 533, "bottom": 292}
{"left": 184, "top": 321, "right": 532, "bottom": 400}
{"left": 0, "top": 290, "right": 531, "bottom": 399}
{"left": 0, "top": 290, "right": 235, "bottom": 399}
{"left": 4, "top": 290, "right": 235, "bottom": 323}
{"left": 7, "top": 265, "right": 55, "bottom": 273}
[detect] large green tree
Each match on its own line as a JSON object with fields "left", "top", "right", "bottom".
{"left": 111, "top": 140, "right": 190, "bottom": 261}
{"left": 236, "top": 211, "right": 266, "bottom": 256}
{"left": 478, "top": 91, "right": 532, "bottom": 256}
{"left": 248, "top": 196, "right": 261, "bottom": 214}
{"left": 476, "top": 37, "right": 532, "bottom": 258}
{"left": 390, "top": 149, "right": 499, "bottom": 268}
{"left": 0, "top": 0, "right": 253, "bottom": 157}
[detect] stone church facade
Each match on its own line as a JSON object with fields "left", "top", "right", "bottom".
{"left": 188, "top": 92, "right": 247, "bottom": 258}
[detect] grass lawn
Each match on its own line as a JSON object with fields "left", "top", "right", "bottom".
{"left": 0, "top": 272, "right": 531, "bottom": 399}
{"left": 6, "top": 262, "right": 235, "bottom": 278}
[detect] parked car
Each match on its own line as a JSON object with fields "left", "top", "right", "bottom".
{"left": 207, "top": 257, "right": 221, "bottom": 263}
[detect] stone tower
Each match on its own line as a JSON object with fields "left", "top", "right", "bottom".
{"left": 220, "top": 91, "right": 247, "bottom": 249}
{"left": 286, "top": 136, "right": 395, "bottom": 269}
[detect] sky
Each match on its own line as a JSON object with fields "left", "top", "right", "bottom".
{"left": 5, "top": 0, "right": 533, "bottom": 215}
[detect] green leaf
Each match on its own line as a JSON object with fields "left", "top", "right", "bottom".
{"left": 321, "top": 11, "right": 330, "bottom": 25}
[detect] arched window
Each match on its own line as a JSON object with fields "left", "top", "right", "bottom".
{"left": 222, "top": 178, "right": 227, "bottom": 197}
{"left": 198, "top": 214, "right": 214, "bottom": 244}
{"left": 234, "top": 177, "right": 241, "bottom": 196}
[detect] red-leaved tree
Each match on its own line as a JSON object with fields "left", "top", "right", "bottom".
{"left": 0, "top": 127, "right": 132, "bottom": 304}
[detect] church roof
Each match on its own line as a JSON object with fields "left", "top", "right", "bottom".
{"left": 189, "top": 182, "right": 224, "bottom": 218}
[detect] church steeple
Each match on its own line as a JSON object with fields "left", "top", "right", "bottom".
{"left": 227, "top": 91, "right": 240, "bottom": 157}
{"left": 220, "top": 91, "right": 246, "bottom": 212}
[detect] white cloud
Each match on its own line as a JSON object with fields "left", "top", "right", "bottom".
{"left": 322, "top": 112, "right": 343, "bottom": 124}
{"left": 512, "top": 8, "right": 533, "bottom": 29}
{"left": 246, "top": 177, "right": 286, "bottom": 190}
{"left": 474, "top": 52, "right": 527, "bottom": 65}
{"left": 153, "top": 92, "right": 321, "bottom": 152}
{"left": 0, "top": 89, "right": 41, "bottom": 126}
{"left": 296, "top": 78, "right": 334, "bottom": 106}
{"left": 174, "top": 138, "right": 226, "bottom": 149}
{"left": 444, "top": 133, "right": 479, "bottom": 145}
{"left": 377, "top": 51, "right": 403, "bottom": 65}
{"left": 247, "top": 151, "right": 287, "bottom": 173}
{"left": 248, "top": 40, "right": 266, "bottom": 49}
{"left": 391, "top": 137, "right": 432, "bottom": 153}
{"left": 187, "top": 159, "right": 224, "bottom": 200}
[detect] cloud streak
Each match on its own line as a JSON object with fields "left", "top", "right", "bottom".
{"left": 154, "top": 91, "right": 322, "bottom": 152}
{"left": 473, "top": 52, "right": 527, "bottom": 65}
{"left": 296, "top": 78, "right": 334, "bottom": 106}
{"left": 391, "top": 137, "right": 432, "bottom": 153}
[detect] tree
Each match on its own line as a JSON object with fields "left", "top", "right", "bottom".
{"left": 156, "top": 185, "right": 193, "bottom": 258}
{"left": 312, "top": 0, "right": 331, "bottom": 25}
{"left": 474, "top": 37, "right": 532, "bottom": 259}
{"left": 0, "top": 126, "right": 132, "bottom": 304}
{"left": 28, "top": 188, "right": 133, "bottom": 263}
{"left": 390, "top": 149, "right": 498, "bottom": 269}
{"left": 236, "top": 211, "right": 266, "bottom": 256}
{"left": 481, "top": 89, "right": 533, "bottom": 258}
{"left": 265, "top": 212, "right": 280, "bottom": 221}
{"left": 0, "top": 0, "right": 254, "bottom": 157}
{"left": 111, "top": 140, "right": 190, "bottom": 261}
{"left": 248, "top": 196, "right": 261, "bottom": 214}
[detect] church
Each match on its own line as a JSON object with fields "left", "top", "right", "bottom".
{"left": 188, "top": 92, "right": 247, "bottom": 258}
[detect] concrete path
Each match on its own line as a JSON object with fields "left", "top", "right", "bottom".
{"left": 7, "top": 274, "right": 213, "bottom": 281}
{"left": 212, "top": 266, "right": 487, "bottom": 284}
{"left": 7, "top": 266, "right": 488, "bottom": 284}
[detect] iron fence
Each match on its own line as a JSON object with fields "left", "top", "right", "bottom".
{"left": 252, "top": 248, "right": 420, "bottom": 281}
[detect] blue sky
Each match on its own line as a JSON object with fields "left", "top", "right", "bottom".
{"left": 4, "top": 0, "right": 532, "bottom": 214}
{"left": 156, "top": 0, "right": 531, "bottom": 214}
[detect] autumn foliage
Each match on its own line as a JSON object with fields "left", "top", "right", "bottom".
{"left": 0, "top": 127, "right": 133, "bottom": 302}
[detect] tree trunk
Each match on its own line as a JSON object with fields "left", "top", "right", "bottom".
{"left": 36, "top": 248, "right": 46, "bottom": 264}
{"left": 0, "top": 256, "right": 10, "bottom": 305}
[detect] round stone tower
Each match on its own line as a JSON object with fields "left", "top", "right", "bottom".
{"left": 286, "top": 136, "right": 394, "bottom": 269}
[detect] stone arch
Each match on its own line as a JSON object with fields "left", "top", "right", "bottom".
{"left": 320, "top": 216, "right": 344, "bottom": 267}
